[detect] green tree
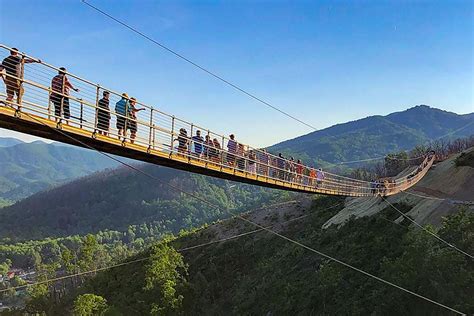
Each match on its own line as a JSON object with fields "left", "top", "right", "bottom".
{"left": 144, "top": 243, "right": 187, "bottom": 315}
{"left": 0, "top": 259, "right": 12, "bottom": 275}
{"left": 78, "top": 234, "right": 99, "bottom": 272}
{"left": 384, "top": 151, "right": 410, "bottom": 176}
{"left": 73, "top": 293, "right": 109, "bottom": 316}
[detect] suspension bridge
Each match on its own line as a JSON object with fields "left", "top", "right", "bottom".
{"left": 0, "top": 44, "right": 434, "bottom": 196}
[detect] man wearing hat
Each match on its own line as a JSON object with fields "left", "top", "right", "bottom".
{"left": 115, "top": 93, "right": 130, "bottom": 140}
{"left": 50, "top": 67, "right": 79, "bottom": 122}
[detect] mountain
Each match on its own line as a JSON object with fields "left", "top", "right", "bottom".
{"left": 0, "top": 137, "right": 24, "bottom": 147}
{"left": 0, "top": 141, "right": 119, "bottom": 205}
{"left": 0, "top": 164, "right": 288, "bottom": 241}
{"left": 269, "top": 105, "right": 474, "bottom": 165}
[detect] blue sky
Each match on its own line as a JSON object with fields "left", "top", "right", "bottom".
{"left": 0, "top": 0, "right": 473, "bottom": 146}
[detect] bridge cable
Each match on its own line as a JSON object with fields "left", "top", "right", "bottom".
{"left": 0, "top": 201, "right": 343, "bottom": 293}
{"left": 80, "top": 1, "right": 473, "bottom": 167}
{"left": 9, "top": 110, "right": 466, "bottom": 315}
{"left": 380, "top": 196, "right": 473, "bottom": 259}
{"left": 80, "top": 0, "right": 318, "bottom": 132}
{"left": 401, "top": 190, "right": 474, "bottom": 204}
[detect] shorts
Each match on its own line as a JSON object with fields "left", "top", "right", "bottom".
{"left": 52, "top": 95, "right": 70, "bottom": 119}
{"left": 227, "top": 153, "right": 235, "bottom": 164}
{"left": 5, "top": 76, "right": 23, "bottom": 97}
{"left": 116, "top": 116, "right": 126, "bottom": 129}
{"left": 127, "top": 119, "right": 137, "bottom": 133}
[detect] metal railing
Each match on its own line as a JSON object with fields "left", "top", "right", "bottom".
{"left": 0, "top": 43, "right": 434, "bottom": 197}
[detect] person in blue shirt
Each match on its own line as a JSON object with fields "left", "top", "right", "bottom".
{"left": 115, "top": 93, "right": 129, "bottom": 140}
{"left": 192, "top": 130, "right": 204, "bottom": 158}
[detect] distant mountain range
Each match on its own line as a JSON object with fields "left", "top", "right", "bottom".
{"left": 0, "top": 140, "right": 118, "bottom": 205}
{"left": 269, "top": 105, "right": 474, "bottom": 166}
{"left": 0, "top": 137, "right": 25, "bottom": 147}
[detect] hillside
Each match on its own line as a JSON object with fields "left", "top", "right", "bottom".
{"left": 34, "top": 147, "right": 473, "bottom": 315}
{"left": 0, "top": 164, "right": 289, "bottom": 241}
{"left": 323, "top": 146, "right": 474, "bottom": 228}
{"left": 0, "top": 140, "right": 118, "bottom": 205}
{"left": 269, "top": 105, "right": 474, "bottom": 165}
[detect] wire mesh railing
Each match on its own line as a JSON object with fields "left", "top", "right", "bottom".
{"left": 0, "top": 43, "right": 434, "bottom": 196}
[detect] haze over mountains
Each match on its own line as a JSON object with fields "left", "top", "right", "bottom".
{"left": 0, "top": 141, "right": 117, "bottom": 205}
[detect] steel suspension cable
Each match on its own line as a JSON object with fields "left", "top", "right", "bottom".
{"left": 80, "top": 0, "right": 319, "bottom": 131}
{"left": 0, "top": 201, "right": 343, "bottom": 293}
{"left": 381, "top": 196, "right": 473, "bottom": 259}
{"left": 79, "top": 2, "right": 473, "bottom": 167}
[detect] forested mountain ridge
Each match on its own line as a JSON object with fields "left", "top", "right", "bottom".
{"left": 0, "top": 164, "right": 289, "bottom": 241}
{"left": 0, "top": 140, "right": 118, "bottom": 205}
{"left": 269, "top": 105, "right": 474, "bottom": 164}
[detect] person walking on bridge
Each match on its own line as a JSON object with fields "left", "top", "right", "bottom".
{"left": 316, "top": 168, "right": 325, "bottom": 188}
{"left": 203, "top": 134, "right": 212, "bottom": 160}
{"left": 50, "top": 67, "right": 79, "bottom": 123}
{"left": 176, "top": 128, "right": 189, "bottom": 154}
{"left": 227, "top": 134, "right": 237, "bottom": 166}
{"left": 192, "top": 130, "right": 204, "bottom": 158}
{"left": 115, "top": 93, "right": 130, "bottom": 141}
{"left": 309, "top": 167, "right": 316, "bottom": 186}
{"left": 127, "top": 97, "right": 145, "bottom": 144}
{"left": 1, "top": 48, "right": 41, "bottom": 105}
{"left": 97, "top": 90, "right": 111, "bottom": 136}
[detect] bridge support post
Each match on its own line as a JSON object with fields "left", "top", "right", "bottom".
{"left": 170, "top": 116, "right": 175, "bottom": 155}
{"left": 94, "top": 85, "right": 100, "bottom": 135}
{"left": 148, "top": 108, "right": 154, "bottom": 150}
{"left": 18, "top": 57, "right": 25, "bottom": 111}
{"left": 79, "top": 99, "right": 84, "bottom": 129}
{"left": 189, "top": 123, "right": 193, "bottom": 162}
{"left": 220, "top": 135, "right": 225, "bottom": 171}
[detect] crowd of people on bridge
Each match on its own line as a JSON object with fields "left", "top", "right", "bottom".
{"left": 3, "top": 47, "right": 434, "bottom": 195}
{"left": 0, "top": 47, "right": 349, "bottom": 191}
{"left": 172, "top": 127, "right": 328, "bottom": 187}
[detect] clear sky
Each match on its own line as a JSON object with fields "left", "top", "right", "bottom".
{"left": 0, "top": 0, "right": 473, "bottom": 146}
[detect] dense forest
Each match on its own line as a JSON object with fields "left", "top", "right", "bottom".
{"left": 8, "top": 196, "right": 472, "bottom": 315}
{"left": 270, "top": 105, "right": 474, "bottom": 167}
{"left": 0, "top": 141, "right": 117, "bottom": 206}
{"left": 0, "top": 165, "right": 291, "bottom": 241}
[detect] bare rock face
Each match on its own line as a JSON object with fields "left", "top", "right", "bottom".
{"left": 323, "top": 147, "right": 474, "bottom": 229}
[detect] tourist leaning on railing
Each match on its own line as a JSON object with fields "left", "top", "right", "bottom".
{"left": 97, "top": 91, "right": 111, "bottom": 136}
{"left": 0, "top": 47, "right": 41, "bottom": 105}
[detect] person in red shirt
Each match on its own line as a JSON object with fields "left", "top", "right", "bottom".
{"left": 296, "top": 159, "right": 303, "bottom": 183}
{"left": 50, "top": 67, "right": 79, "bottom": 122}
